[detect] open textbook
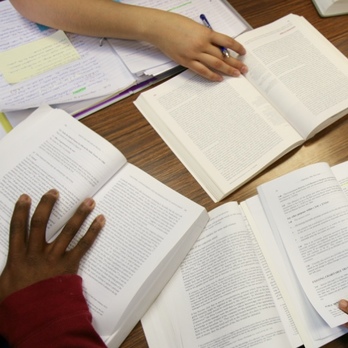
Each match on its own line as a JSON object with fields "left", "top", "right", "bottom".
{"left": 142, "top": 161, "right": 348, "bottom": 348}
{"left": 0, "top": 105, "right": 209, "bottom": 347}
{"left": 312, "top": 0, "right": 348, "bottom": 17}
{"left": 135, "top": 14, "right": 348, "bottom": 202}
{"left": 0, "top": 0, "right": 249, "bottom": 124}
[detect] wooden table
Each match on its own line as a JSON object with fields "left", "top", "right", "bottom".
{"left": 81, "top": 1, "right": 348, "bottom": 347}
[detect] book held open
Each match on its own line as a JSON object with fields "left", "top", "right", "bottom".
{"left": 0, "top": 105, "right": 209, "bottom": 347}
{"left": 142, "top": 161, "right": 348, "bottom": 348}
{"left": 135, "top": 14, "right": 348, "bottom": 202}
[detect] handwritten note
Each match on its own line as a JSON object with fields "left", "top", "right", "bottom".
{"left": 0, "top": 30, "right": 80, "bottom": 84}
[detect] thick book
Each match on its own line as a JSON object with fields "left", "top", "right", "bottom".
{"left": 142, "top": 161, "right": 348, "bottom": 348}
{"left": 134, "top": 14, "right": 348, "bottom": 202}
{"left": 312, "top": 0, "right": 348, "bottom": 17}
{"left": 0, "top": 105, "right": 209, "bottom": 347}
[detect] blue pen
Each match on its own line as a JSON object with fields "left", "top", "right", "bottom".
{"left": 200, "top": 14, "right": 230, "bottom": 58}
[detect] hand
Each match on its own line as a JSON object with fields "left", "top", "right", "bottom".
{"left": 339, "top": 299, "right": 348, "bottom": 327}
{"left": 147, "top": 12, "right": 247, "bottom": 82}
{"left": 0, "top": 189, "right": 105, "bottom": 303}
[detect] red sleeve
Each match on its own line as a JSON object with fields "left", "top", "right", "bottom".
{"left": 0, "top": 274, "right": 107, "bottom": 348}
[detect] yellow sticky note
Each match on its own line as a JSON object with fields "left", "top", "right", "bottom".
{"left": 0, "top": 30, "right": 80, "bottom": 84}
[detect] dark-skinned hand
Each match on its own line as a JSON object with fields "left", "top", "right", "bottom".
{"left": 0, "top": 189, "right": 105, "bottom": 303}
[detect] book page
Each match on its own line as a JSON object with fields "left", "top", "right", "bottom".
{"left": 135, "top": 70, "right": 303, "bottom": 202}
{"left": 0, "top": 105, "right": 126, "bottom": 270}
{"left": 66, "top": 163, "right": 208, "bottom": 347}
{"left": 332, "top": 161, "right": 348, "bottom": 197}
{"left": 142, "top": 203, "right": 292, "bottom": 348}
{"left": 242, "top": 196, "right": 347, "bottom": 348}
{"left": 241, "top": 198, "right": 303, "bottom": 348}
{"left": 257, "top": 162, "right": 348, "bottom": 328}
{"left": 238, "top": 14, "right": 348, "bottom": 139}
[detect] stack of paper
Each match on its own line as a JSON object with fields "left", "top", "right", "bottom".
{"left": 0, "top": 0, "right": 249, "bottom": 138}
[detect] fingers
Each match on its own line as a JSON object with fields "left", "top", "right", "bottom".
{"left": 338, "top": 300, "right": 348, "bottom": 328}
{"left": 196, "top": 31, "right": 247, "bottom": 81}
{"left": 339, "top": 299, "right": 348, "bottom": 313}
{"left": 187, "top": 52, "right": 246, "bottom": 82}
{"left": 8, "top": 194, "right": 32, "bottom": 259}
{"left": 69, "top": 213, "right": 105, "bottom": 260}
{"left": 26, "top": 192, "right": 105, "bottom": 261}
{"left": 52, "top": 197, "right": 96, "bottom": 253}
{"left": 27, "top": 189, "right": 59, "bottom": 253}
{"left": 201, "top": 35, "right": 248, "bottom": 80}
{"left": 179, "top": 34, "right": 247, "bottom": 82}
{"left": 0, "top": 190, "right": 106, "bottom": 301}
{"left": 52, "top": 198, "right": 105, "bottom": 260}
{"left": 197, "top": 56, "right": 247, "bottom": 82}
{"left": 185, "top": 58, "right": 221, "bottom": 82}
{"left": 52, "top": 197, "right": 105, "bottom": 274}
{"left": 212, "top": 32, "right": 246, "bottom": 56}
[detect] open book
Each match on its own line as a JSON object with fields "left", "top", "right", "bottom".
{"left": 312, "top": 0, "right": 348, "bottom": 17}
{"left": 142, "top": 161, "right": 348, "bottom": 348}
{"left": 134, "top": 14, "right": 348, "bottom": 202}
{"left": 0, "top": 105, "right": 209, "bottom": 347}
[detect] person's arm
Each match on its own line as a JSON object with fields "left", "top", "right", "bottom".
{"left": 9, "top": 0, "right": 247, "bottom": 82}
{"left": 0, "top": 189, "right": 107, "bottom": 347}
{"left": 0, "top": 275, "right": 107, "bottom": 348}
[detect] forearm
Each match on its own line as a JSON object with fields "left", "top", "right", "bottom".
{"left": 0, "top": 275, "right": 106, "bottom": 348}
{"left": 9, "top": 0, "right": 247, "bottom": 81}
{"left": 9, "top": 0, "right": 163, "bottom": 41}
